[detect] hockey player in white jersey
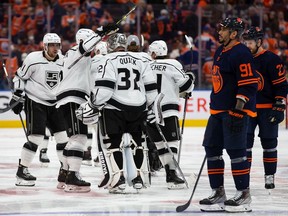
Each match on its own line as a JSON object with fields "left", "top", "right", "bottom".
{"left": 82, "top": 41, "right": 108, "bottom": 167}
{"left": 56, "top": 25, "right": 118, "bottom": 193}
{"left": 76, "top": 33, "right": 159, "bottom": 193}
{"left": 146, "top": 40, "right": 195, "bottom": 189}
{"left": 9, "top": 33, "right": 69, "bottom": 187}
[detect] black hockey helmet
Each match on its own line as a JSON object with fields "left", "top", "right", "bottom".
{"left": 219, "top": 17, "right": 245, "bottom": 37}
{"left": 242, "top": 26, "right": 264, "bottom": 41}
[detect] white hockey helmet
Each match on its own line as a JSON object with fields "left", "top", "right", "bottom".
{"left": 76, "top": 28, "right": 95, "bottom": 45}
{"left": 107, "top": 33, "right": 127, "bottom": 53}
{"left": 43, "top": 33, "right": 61, "bottom": 51}
{"left": 148, "top": 40, "right": 168, "bottom": 57}
{"left": 94, "top": 41, "right": 108, "bottom": 55}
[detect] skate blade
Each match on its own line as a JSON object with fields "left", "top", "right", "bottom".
{"left": 64, "top": 185, "right": 91, "bottom": 193}
{"left": 225, "top": 204, "right": 252, "bottom": 213}
{"left": 56, "top": 182, "right": 66, "bottom": 189}
{"left": 15, "top": 178, "right": 35, "bottom": 187}
{"left": 200, "top": 203, "right": 225, "bottom": 212}
{"left": 167, "top": 183, "right": 185, "bottom": 190}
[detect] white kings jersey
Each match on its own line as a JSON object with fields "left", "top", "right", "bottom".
{"left": 16, "top": 51, "right": 64, "bottom": 106}
{"left": 150, "top": 59, "right": 194, "bottom": 118}
{"left": 90, "top": 54, "right": 105, "bottom": 92}
{"left": 56, "top": 45, "right": 92, "bottom": 107}
{"left": 91, "top": 51, "right": 158, "bottom": 112}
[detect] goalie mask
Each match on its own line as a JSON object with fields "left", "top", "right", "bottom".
{"left": 107, "top": 33, "right": 127, "bottom": 53}
{"left": 148, "top": 40, "right": 168, "bottom": 57}
{"left": 76, "top": 28, "right": 95, "bottom": 45}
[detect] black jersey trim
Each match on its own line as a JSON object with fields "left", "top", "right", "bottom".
{"left": 95, "top": 80, "right": 115, "bottom": 89}
{"left": 57, "top": 90, "right": 88, "bottom": 101}
{"left": 162, "top": 103, "right": 179, "bottom": 112}
{"left": 107, "top": 98, "right": 146, "bottom": 112}
{"left": 145, "top": 83, "right": 158, "bottom": 92}
{"left": 179, "top": 78, "right": 193, "bottom": 92}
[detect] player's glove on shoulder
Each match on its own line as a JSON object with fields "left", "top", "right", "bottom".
{"left": 268, "top": 99, "right": 286, "bottom": 125}
{"left": 9, "top": 90, "right": 25, "bottom": 114}
{"left": 96, "top": 23, "right": 119, "bottom": 37}
{"left": 226, "top": 109, "right": 247, "bottom": 133}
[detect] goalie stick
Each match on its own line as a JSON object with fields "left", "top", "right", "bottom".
{"left": 67, "top": 5, "right": 137, "bottom": 69}
{"left": 176, "top": 155, "right": 206, "bottom": 212}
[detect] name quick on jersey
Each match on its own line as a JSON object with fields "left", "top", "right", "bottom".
{"left": 151, "top": 64, "right": 166, "bottom": 71}
{"left": 119, "top": 57, "right": 137, "bottom": 65}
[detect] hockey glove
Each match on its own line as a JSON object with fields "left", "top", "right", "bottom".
{"left": 186, "top": 70, "right": 196, "bottom": 84}
{"left": 75, "top": 101, "right": 100, "bottom": 125}
{"left": 9, "top": 90, "right": 25, "bottom": 114}
{"left": 268, "top": 99, "right": 286, "bottom": 125}
{"left": 96, "top": 23, "right": 119, "bottom": 37}
{"left": 226, "top": 109, "right": 247, "bottom": 133}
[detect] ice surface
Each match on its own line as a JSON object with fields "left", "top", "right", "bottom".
{"left": 0, "top": 127, "right": 287, "bottom": 216}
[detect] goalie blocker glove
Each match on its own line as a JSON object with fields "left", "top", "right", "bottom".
{"left": 226, "top": 109, "right": 247, "bottom": 133}
{"left": 75, "top": 101, "right": 100, "bottom": 125}
{"left": 96, "top": 23, "right": 119, "bottom": 37}
{"left": 268, "top": 98, "right": 286, "bottom": 125}
{"left": 9, "top": 90, "right": 25, "bottom": 114}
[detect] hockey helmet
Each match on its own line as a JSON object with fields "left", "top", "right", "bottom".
{"left": 43, "top": 33, "right": 61, "bottom": 51}
{"left": 219, "top": 17, "right": 245, "bottom": 37}
{"left": 242, "top": 26, "right": 264, "bottom": 41}
{"left": 94, "top": 41, "right": 108, "bottom": 55}
{"left": 148, "top": 40, "right": 168, "bottom": 57}
{"left": 107, "top": 33, "right": 127, "bottom": 53}
{"left": 126, "top": 35, "right": 140, "bottom": 52}
{"left": 76, "top": 28, "right": 95, "bottom": 45}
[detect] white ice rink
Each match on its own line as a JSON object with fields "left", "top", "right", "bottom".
{"left": 0, "top": 127, "right": 287, "bottom": 216}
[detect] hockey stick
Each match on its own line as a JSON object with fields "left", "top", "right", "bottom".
{"left": 177, "top": 35, "right": 194, "bottom": 163}
{"left": 155, "top": 123, "right": 189, "bottom": 188}
{"left": 67, "top": 5, "right": 137, "bottom": 69}
{"left": 176, "top": 155, "right": 206, "bottom": 212}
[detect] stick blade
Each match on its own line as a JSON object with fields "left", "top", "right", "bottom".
{"left": 176, "top": 201, "right": 190, "bottom": 212}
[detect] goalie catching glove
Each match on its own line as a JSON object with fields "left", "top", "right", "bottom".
{"left": 75, "top": 100, "right": 100, "bottom": 125}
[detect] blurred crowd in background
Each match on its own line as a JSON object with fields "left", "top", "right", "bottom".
{"left": 0, "top": 0, "right": 288, "bottom": 90}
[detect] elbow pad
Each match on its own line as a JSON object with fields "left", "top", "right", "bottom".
{"left": 80, "top": 32, "right": 101, "bottom": 54}
{"left": 13, "top": 75, "right": 25, "bottom": 92}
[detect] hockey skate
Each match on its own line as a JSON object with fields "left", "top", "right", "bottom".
{"left": 199, "top": 186, "right": 226, "bottom": 212}
{"left": 82, "top": 146, "right": 92, "bottom": 166}
{"left": 165, "top": 165, "right": 185, "bottom": 190}
{"left": 57, "top": 168, "right": 68, "bottom": 189}
{"left": 39, "top": 148, "right": 50, "bottom": 167}
{"left": 109, "top": 175, "right": 126, "bottom": 194}
{"left": 64, "top": 171, "right": 91, "bottom": 193}
{"left": 15, "top": 163, "right": 37, "bottom": 187}
{"left": 265, "top": 175, "right": 275, "bottom": 189}
{"left": 224, "top": 188, "right": 252, "bottom": 212}
{"left": 132, "top": 175, "right": 143, "bottom": 191}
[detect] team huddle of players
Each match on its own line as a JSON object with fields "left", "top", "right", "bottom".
{"left": 9, "top": 17, "right": 287, "bottom": 213}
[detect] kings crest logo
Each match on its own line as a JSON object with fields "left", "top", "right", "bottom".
{"left": 45, "top": 71, "right": 59, "bottom": 89}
